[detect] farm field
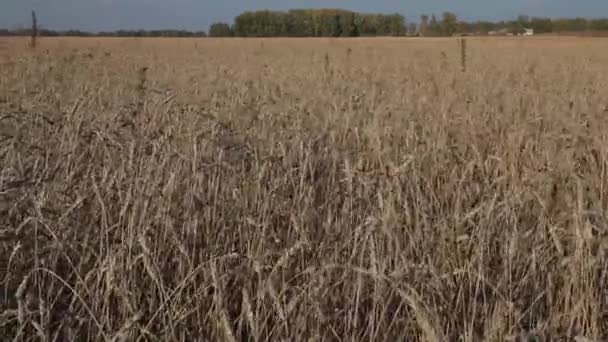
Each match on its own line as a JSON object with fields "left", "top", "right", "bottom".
{"left": 1, "top": 36, "right": 608, "bottom": 341}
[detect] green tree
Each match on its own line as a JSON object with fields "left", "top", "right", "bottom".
{"left": 316, "top": 10, "right": 341, "bottom": 36}
{"left": 209, "top": 22, "right": 233, "bottom": 37}
{"left": 517, "top": 14, "right": 530, "bottom": 27}
{"left": 441, "top": 11, "right": 459, "bottom": 36}
{"left": 385, "top": 13, "right": 406, "bottom": 36}
{"left": 339, "top": 12, "right": 358, "bottom": 37}
{"left": 530, "top": 17, "right": 553, "bottom": 33}
{"left": 428, "top": 14, "right": 441, "bottom": 36}
{"left": 286, "top": 9, "right": 315, "bottom": 36}
{"left": 553, "top": 18, "right": 588, "bottom": 32}
{"left": 357, "top": 13, "right": 378, "bottom": 36}
{"left": 589, "top": 18, "right": 608, "bottom": 31}
{"left": 420, "top": 14, "right": 429, "bottom": 36}
{"left": 473, "top": 21, "right": 498, "bottom": 34}
{"left": 507, "top": 20, "right": 525, "bottom": 35}
{"left": 407, "top": 22, "right": 418, "bottom": 36}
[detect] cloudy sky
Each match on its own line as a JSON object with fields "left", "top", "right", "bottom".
{"left": 1, "top": 0, "right": 607, "bottom": 31}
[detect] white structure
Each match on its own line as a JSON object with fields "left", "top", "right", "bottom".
{"left": 523, "top": 28, "right": 534, "bottom": 36}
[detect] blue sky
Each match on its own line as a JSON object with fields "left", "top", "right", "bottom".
{"left": 2, "top": 0, "right": 607, "bottom": 31}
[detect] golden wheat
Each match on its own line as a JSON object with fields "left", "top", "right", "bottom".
{"left": 0, "top": 36, "right": 607, "bottom": 341}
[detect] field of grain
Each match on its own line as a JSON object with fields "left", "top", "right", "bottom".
{"left": 1, "top": 36, "right": 607, "bottom": 341}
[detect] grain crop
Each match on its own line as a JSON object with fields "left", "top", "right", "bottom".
{"left": 1, "top": 36, "right": 607, "bottom": 341}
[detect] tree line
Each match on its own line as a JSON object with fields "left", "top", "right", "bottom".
{"left": 0, "top": 28, "right": 207, "bottom": 37}
{"left": 457, "top": 15, "right": 608, "bottom": 35}
{"left": 209, "top": 10, "right": 608, "bottom": 37}
{"left": 2, "top": 9, "right": 608, "bottom": 38}
{"left": 229, "top": 9, "right": 407, "bottom": 37}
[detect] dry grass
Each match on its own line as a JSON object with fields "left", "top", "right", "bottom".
{"left": 1, "top": 36, "right": 608, "bottom": 341}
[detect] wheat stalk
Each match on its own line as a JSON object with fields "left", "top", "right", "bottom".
{"left": 30, "top": 10, "right": 38, "bottom": 49}
{"left": 460, "top": 37, "right": 467, "bottom": 72}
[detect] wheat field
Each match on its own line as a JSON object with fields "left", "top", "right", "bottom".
{"left": 1, "top": 36, "right": 607, "bottom": 341}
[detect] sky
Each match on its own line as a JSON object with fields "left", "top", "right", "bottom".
{"left": 1, "top": 0, "right": 608, "bottom": 32}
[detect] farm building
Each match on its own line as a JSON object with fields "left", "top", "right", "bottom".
{"left": 523, "top": 28, "right": 534, "bottom": 36}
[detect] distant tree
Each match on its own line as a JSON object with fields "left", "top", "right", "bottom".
{"left": 441, "top": 11, "right": 459, "bottom": 36}
{"left": 428, "top": 14, "right": 441, "bottom": 36}
{"left": 316, "top": 10, "right": 342, "bottom": 36}
{"left": 407, "top": 22, "right": 418, "bottom": 36}
{"left": 339, "top": 12, "right": 358, "bottom": 37}
{"left": 356, "top": 13, "right": 378, "bottom": 36}
{"left": 0, "top": 28, "right": 205, "bottom": 37}
{"left": 233, "top": 12, "right": 255, "bottom": 36}
{"left": 349, "top": 13, "right": 360, "bottom": 37}
{"left": 209, "top": 22, "right": 233, "bottom": 37}
{"left": 552, "top": 18, "right": 587, "bottom": 32}
{"left": 63, "top": 30, "right": 92, "bottom": 37}
{"left": 233, "top": 10, "right": 286, "bottom": 36}
{"left": 420, "top": 14, "right": 429, "bottom": 36}
{"left": 589, "top": 18, "right": 608, "bottom": 31}
{"left": 333, "top": 14, "right": 343, "bottom": 37}
{"left": 529, "top": 17, "right": 553, "bottom": 33}
{"left": 517, "top": 14, "right": 530, "bottom": 26}
{"left": 5, "top": 9, "right": 608, "bottom": 39}
{"left": 286, "top": 9, "right": 315, "bottom": 36}
{"left": 384, "top": 13, "right": 406, "bottom": 36}
{"left": 458, "top": 21, "right": 473, "bottom": 35}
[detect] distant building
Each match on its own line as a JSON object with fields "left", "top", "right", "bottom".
{"left": 523, "top": 28, "right": 534, "bottom": 36}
